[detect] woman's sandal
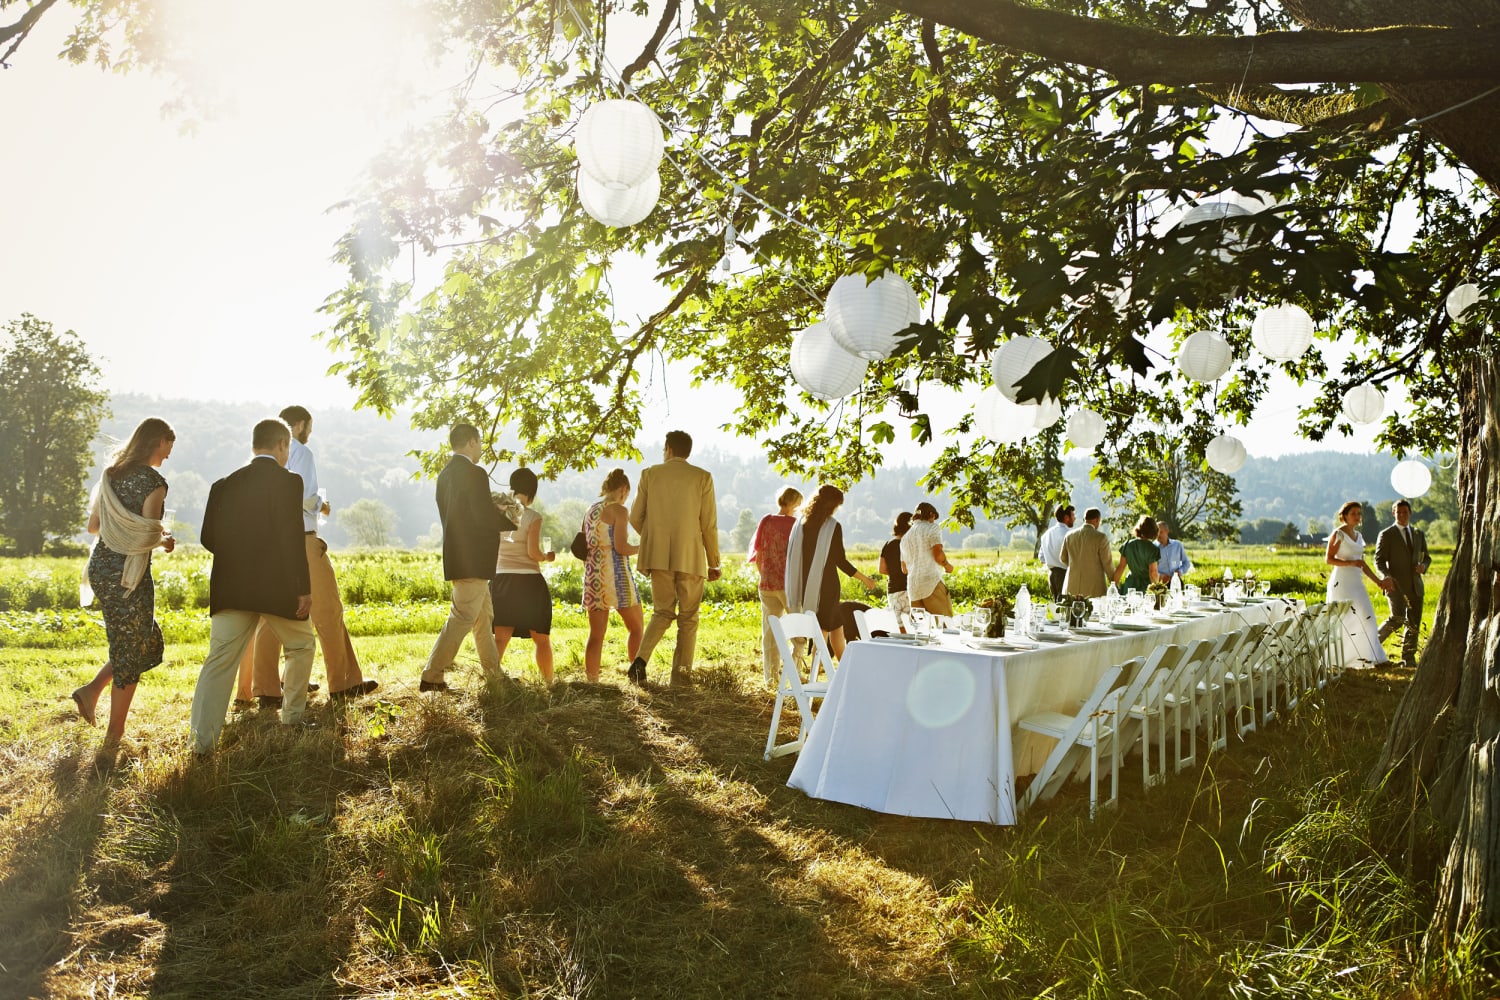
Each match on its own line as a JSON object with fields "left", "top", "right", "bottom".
{"left": 70, "top": 688, "right": 96, "bottom": 727}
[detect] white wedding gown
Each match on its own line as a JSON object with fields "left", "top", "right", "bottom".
{"left": 1326, "top": 529, "right": 1389, "bottom": 667}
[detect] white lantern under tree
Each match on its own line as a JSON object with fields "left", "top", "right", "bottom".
{"left": 1251, "top": 303, "right": 1315, "bottom": 362}
{"left": 1065, "top": 408, "right": 1107, "bottom": 450}
{"left": 1341, "top": 383, "right": 1385, "bottom": 425}
{"left": 575, "top": 99, "right": 665, "bottom": 191}
{"left": 789, "top": 322, "right": 867, "bottom": 401}
{"left": 824, "top": 271, "right": 921, "bottom": 360}
{"left": 1447, "top": 283, "right": 1481, "bottom": 322}
{"left": 1205, "top": 434, "right": 1247, "bottom": 474}
{"left": 976, "top": 387, "right": 1035, "bottom": 445}
{"left": 576, "top": 167, "right": 659, "bottom": 227}
{"left": 1174, "top": 200, "right": 1252, "bottom": 261}
{"left": 1176, "top": 329, "right": 1233, "bottom": 383}
{"left": 1391, "top": 459, "right": 1433, "bottom": 499}
{"left": 991, "top": 335, "right": 1053, "bottom": 402}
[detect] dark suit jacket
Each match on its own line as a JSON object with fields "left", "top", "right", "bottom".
{"left": 201, "top": 456, "right": 311, "bottom": 618}
{"left": 436, "top": 455, "right": 508, "bottom": 580}
{"left": 1375, "top": 522, "right": 1430, "bottom": 601}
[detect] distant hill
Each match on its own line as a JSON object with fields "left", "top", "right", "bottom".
{"left": 93, "top": 394, "right": 1439, "bottom": 551}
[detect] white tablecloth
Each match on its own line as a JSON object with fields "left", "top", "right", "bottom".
{"left": 786, "top": 600, "right": 1293, "bottom": 825}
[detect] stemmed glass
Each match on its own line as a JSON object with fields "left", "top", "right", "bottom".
{"left": 1070, "top": 599, "right": 1088, "bottom": 629}
{"left": 909, "top": 607, "right": 930, "bottom": 639}
{"left": 161, "top": 507, "right": 176, "bottom": 539}
{"left": 1259, "top": 580, "right": 1271, "bottom": 597}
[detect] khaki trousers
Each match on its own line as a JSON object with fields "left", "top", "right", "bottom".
{"left": 639, "top": 569, "right": 705, "bottom": 671}
{"left": 192, "top": 610, "right": 315, "bottom": 752}
{"left": 423, "top": 578, "right": 500, "bottom": 683}
{"left": 758, "top": 589, "right": 804, "bottom": 686}
{"left": 913, "top": 580, "right": 954, "bottom": 617}
{"left": 238, "top": 535, "right": 364, "bottom": 697}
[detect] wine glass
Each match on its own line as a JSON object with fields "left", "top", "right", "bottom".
{"left": 1259, "top": 580, "right": 1271, "bottom": 597}
{"left": 161, "top": 507, "right": 176, "bottom": 538}
{"left": 909, "top": 607, "right": 930, "bottom": 638}
{"left": 1070, "top": 599, "right": 1088, "bottom": 629}
{"left": 542, "top": 535, "right": 553, "bottom": 557}
{"left": 316, "top": 487, "right": 329, "bottom": 529}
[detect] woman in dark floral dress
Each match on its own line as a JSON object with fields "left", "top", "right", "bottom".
{"left": 71, "top": 418, "right": 176, "bottom": 744}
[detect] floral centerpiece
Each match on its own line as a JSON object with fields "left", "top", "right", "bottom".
{"left": 976, "top": 595, "right": 1009, "bottom": 638}
{"left": 1147, "top": 580, "right": 1170, "bottom": 610}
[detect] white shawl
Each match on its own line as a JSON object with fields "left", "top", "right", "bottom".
{"left": 785, "top": 517, "right": 835, "bottom": 616}
{"left": 85, "top": 472, "right": 165, "bottom": 596}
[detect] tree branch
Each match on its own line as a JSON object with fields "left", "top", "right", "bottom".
{"left": 620, "top": 0, "right": 679, "bottom": 85}
{"left": 0, "top": 0, "right": 62, "bottom": 68}
{"left": 880, "top": 0, "right": 1500, "bottom": 84}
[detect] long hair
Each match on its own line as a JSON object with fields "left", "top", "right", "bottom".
{"left": 106, "top": 418, "right": 175, "bottom": 480}
{"left": 892, "top": 511, "right": 913, "bottom": 537}
{"left": 801, "top": 484, "right": 844, "bottom": 531}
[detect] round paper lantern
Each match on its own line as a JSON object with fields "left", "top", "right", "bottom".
{"left": 1447, "top": 283, "right": 1481, "bottom": 321}
{"left": 1065, "top": 408, "right": 1107, "bottom": 450}
{"left": 1032, "top": 395, "right": 1063, "bottom": 431}
{"left": 1251, "top": 303, "right": 1315, "bottom": 362}
{"left": 991, "top": 336, "right": 1053, "bottom": 402}
{"left": 1391, "top": 460, "right": 1432, "bottom": 499}
{"left": 575, "top": 99, "right": 665, "bottom": 191}
{"left": 576, "top": 167, "right": 659, "bottom": 227}
{"left": 976, "top": 387, "right": 1034, "bottom": 445}
{"left": 1341, "top": 383, "right": 1384, "bottom": 425}
{"left": 1205, "top": 434, "right": 1247, "bottom": 474}
{"left": 790, "top": 322, "right": 867, "bottom": 401}
{"left": 1175, "top": 201, "right": 1252, "bottom": 261}
{"left": 1176, "top": 329, "right": 1233, "bottom": 382}
{"left": 825, "top": 271, "right": 921, "bottom": 360}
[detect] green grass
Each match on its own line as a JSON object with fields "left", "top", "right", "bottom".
{"left": 0, "top": 549, "right": 1487, "bottom": 998}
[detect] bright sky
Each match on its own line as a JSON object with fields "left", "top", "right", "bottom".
{"left": 0, "top": 1, "right": 1387, "bottom": 467}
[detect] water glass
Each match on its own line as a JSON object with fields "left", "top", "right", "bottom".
{"left": 542, "top": 535, "right": 553, "bottom": 556}
{"left": 970, "top": 606, "right": 990, "bottom": 638}
{"left": 161, "top": 507, "right": 176, "bottom": 538}
{"left": 317, "top": 487, "right": 329, "bottom": 529}
{"left": 909, "top": 608, "right": 930, "bottom": 638}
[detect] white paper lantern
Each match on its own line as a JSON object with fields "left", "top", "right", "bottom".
{"left": 1391, "top": 460, "right": 1432, "bottom": 499}
{"left": 1176, "top": 329, "right": 1233, "bottom": 382}
{"left": 1175, "top": 200, "right": 1252, "bottom": 261}
{"left": 1032, "top": 395, "right": 1063, "bottom": 431}
{"left": 1205, "top": 434, "right": 1247, "bottom": 474}
{"left": 1341, "top": 383, "right": 1384, "bottom": 425}
{"left": 1447, "top": 283, "right": 1481, "bottom": 322}
{"left": 825, "top": 271, "right": 921, "bottom": 360}
{"left": 1251, "top": 303, "right": 1315, "bottom": 362}
{"left": 991, "top": 335, "right": 1053, "bottom": 402}
{"left": 976, "top": 387, "right": 1035, "bottom": 445}
{"left": 1065, "top": 408, "right": 1107, "bottom": 450}
{"left": 575, "top": 99, "right": 665, "bottom": 191}
{"left": 576, "top": 168, "right": 659, "bottom": 227}
{"left": 790, "top": 322, "right": 867, "bottom": 401}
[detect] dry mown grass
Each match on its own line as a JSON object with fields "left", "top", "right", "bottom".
{"left": 0, "top": 624, "right": 1493, "bottom": 998}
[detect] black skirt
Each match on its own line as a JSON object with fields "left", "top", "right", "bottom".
{"left": 490, "top": 573, "right": 553, "bottom": 636}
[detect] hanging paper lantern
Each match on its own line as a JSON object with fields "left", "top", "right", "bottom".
{"left": 1176, "top": 329, "right": 1233, "bottom": 382}
{"left": 825, "top": 271, "right": 921, "bottom": 360}
{"left": 575, "top": 99, "right": 665, "bottom": 191}
{"left": 1341, "top": 383, "right": 1384, "bottom": 425}
{"left": 1065, "top": 408, "right": 1107, "bottom": 450}
{"left": 1032, "top": 395, "right": 1063, "bottom": 431}
{"left": 576, "top": 167, "right": 659, "bottom": 227}
{"left": 1174, "top": 200, "right": 1252, "bottom": 261}
{"left": 1251, "top": 303, "right": 1315, "bottom": 362}
{"left": 976, "top": 387, "right": 1035, "bottom": 445}
{"left": 1447, "top": 283, "right": 1481, "bottom": 321}
{"left": 1205, "top": 434, "right": 1247, "bottom": 474}
{"left": 991, "top": 335, "right": 1053, "bottom": 402}
{"left": 790, "top": 322, "right": 867, "bottom": 401}
{"left": 1391, "top": 460, "right": 1432, "bottom": 498}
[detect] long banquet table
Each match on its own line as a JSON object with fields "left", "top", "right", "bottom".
{"left": 786, "top": 600, "right": 1294, "bottom": 826}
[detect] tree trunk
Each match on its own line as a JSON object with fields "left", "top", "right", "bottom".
{"left": 1370, "top": 352, "right": 1500, "bottom": 949}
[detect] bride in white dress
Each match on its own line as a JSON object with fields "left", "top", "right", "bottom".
{"left": 1325, "top": 501, "right": 1393, "bottom": 667}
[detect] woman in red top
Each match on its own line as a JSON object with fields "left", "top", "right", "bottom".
{"left": 747, "top": 487, "right": 802, "bottom": 686}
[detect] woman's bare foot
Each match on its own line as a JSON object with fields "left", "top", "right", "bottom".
{"left": 70, "top": 688, "right": 96, "bottom": 727}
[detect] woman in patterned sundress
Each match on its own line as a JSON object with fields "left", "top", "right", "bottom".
{"left": 582, "top": 468, "right": 642, "bottom": 682}
{"left": 70, "top": 418, "right": 176, "bottom": 744}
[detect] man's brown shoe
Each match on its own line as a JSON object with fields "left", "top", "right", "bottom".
{"left": 419, "top": 680, "right": 454, "bottom": 693}
{"left": 330, "top": 679, "right": 380, "bottom": 701}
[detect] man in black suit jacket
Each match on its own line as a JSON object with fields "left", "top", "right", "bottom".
{"left": 1376, "top": 498, "right": 1431, "bottom": 668}
{"left": 420, "top": 422, "right": 511, "bottom": 692}
{"left": 189, "top": 419, "right": 317, "bottom": 754}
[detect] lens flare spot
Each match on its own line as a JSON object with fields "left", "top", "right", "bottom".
{"left": 905, "top": 658, "right": 976, "bottom": 729}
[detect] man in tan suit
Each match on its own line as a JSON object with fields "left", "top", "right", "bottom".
{"left": 629, "top": 430, "right": 721, "bottom": 687}
{"left": 1060, "top": 507, "right": 1114, "bottom": 598}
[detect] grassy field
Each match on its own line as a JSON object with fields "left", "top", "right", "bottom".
{"left": 1, "top": 547, "right": 1488, "bottom": 998}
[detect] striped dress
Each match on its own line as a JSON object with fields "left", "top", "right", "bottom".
{"left": 582, "top": 500, "right": 639, "bottom": 611}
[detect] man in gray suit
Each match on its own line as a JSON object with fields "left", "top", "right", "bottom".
{"left": 1060, "top": 508, "right": 1114, "bottom": 599}
{"left": 1375, "top": 499, "right": 1430, "bottom": 668}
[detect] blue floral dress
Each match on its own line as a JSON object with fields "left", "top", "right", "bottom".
{"left": 88, "top": 466, "right": 166, "bottom": 688}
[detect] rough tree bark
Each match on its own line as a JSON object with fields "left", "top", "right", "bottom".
{"left": 1372, "top": 353, "right": 1500, "bottom": 949}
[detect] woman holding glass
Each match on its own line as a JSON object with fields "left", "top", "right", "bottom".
{"left": 70, "top": 417, "right": 177, "bottom": 744}
{"left": 1113, "top": 515, "right": 1161, "bottom": 594}
{"left": 582, "top": 468, "right": 643, "bottom": 683}
{"left": 900, "top": 502, "right": 953, "bottom": 617}
{"left": 1325, "top": 500, "right": 1392, "bottom": 666}
{"left": 490, "top": 468, "right": 557, "bottom": 683}
{"left": 785, "top": 485, "right": 877, "bottom": 659}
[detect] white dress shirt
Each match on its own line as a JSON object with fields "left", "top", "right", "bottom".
{"left": 284, "top": 437, "right": 321, "bottom": 533}
{"left": 1038, "top": 520, "right": 1070, "bottom": 569}
{"left": 900, "top": 519, "right": 945, "bottom": 602}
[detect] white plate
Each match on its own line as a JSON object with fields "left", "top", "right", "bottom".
{"left": 869, "top": 634, "right": 924, "bottom": 644}
{"left": 963, "top": 636, "right": 1021, "bottom": 651}
{"left": 1072, "top": 626, "right": 1117, "bottom": 637}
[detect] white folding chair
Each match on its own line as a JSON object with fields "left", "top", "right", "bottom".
{"left": 763, "top": 612, "right": 838, "bottom": 760}
{"left": 1017, "top": 664, "right": 1125, "bottom": 818}
{"left": 1162, "top": 637, "right": 1217, "bottom": 774}
{"left": 1219, "top": 622, "right": 1267, "bottom": 740}
{"left": 1121, "top": 643, "right": 1183, "bottom": 788}
{"left": 853, "top": 607, "right": 900, "bottom": 641}
{"left": 1249, "top": 615, "right": 1295, "bottom": 726}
